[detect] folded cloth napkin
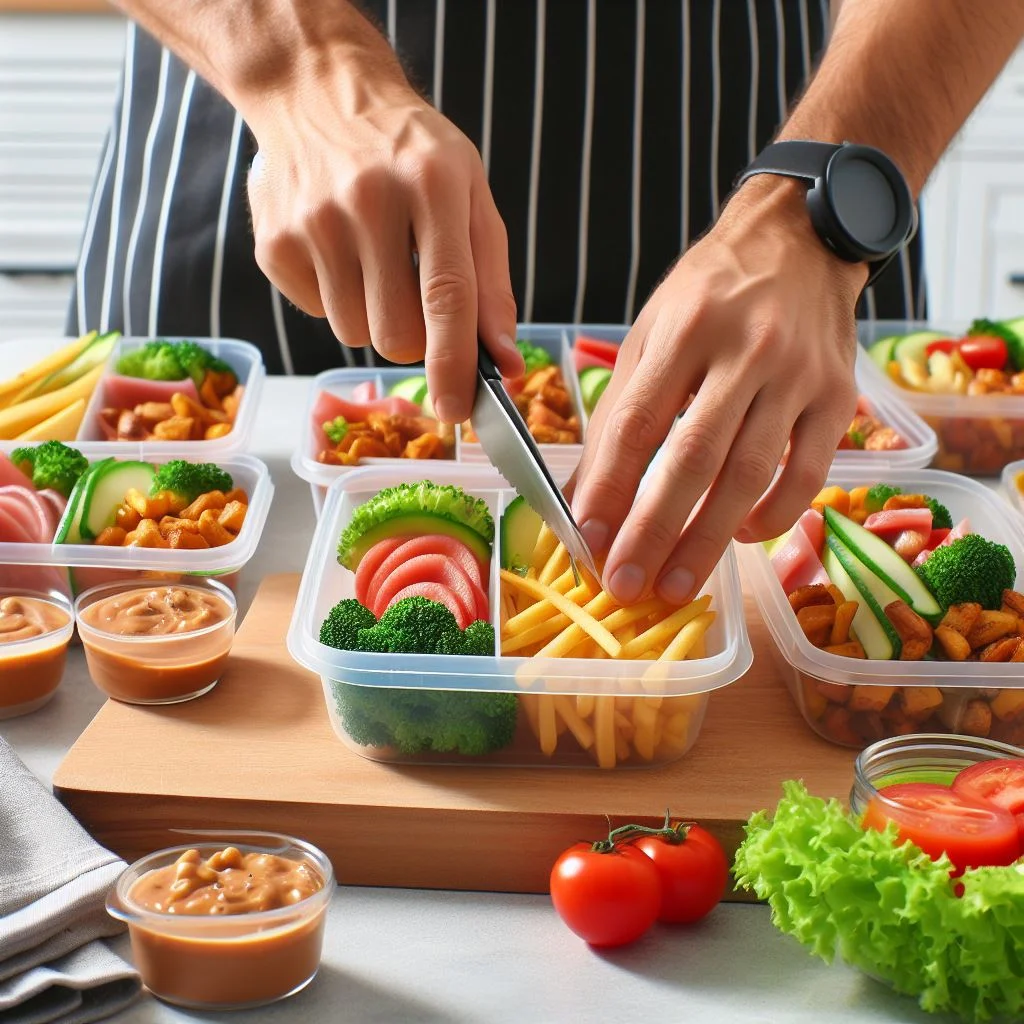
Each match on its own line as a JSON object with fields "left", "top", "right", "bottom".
{"left": 0, "top": 737, "right": 141, "bottom": 1024}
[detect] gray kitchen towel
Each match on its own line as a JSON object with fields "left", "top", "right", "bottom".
{"left": 0, "top": 737, "right": 141, "bottom": 1022}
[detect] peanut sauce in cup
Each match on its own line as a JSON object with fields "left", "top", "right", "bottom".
{"left": 107, "top": 834, "right": 335, "bottom": 1009}
{"left": 0, "top": 590, "right": 74, "bottom": 718}
{"left": 74, "top": 578, "right": 236, "bottom": 703}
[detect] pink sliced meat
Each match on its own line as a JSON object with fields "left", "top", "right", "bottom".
{"left": 863, "top": 508, "right": 932, "bottom": 538}
{"left": 371, "top": 553, "right": 487, "bottom": 622}
{"left": 771, "top": 524, "right": 830, "bottom": 593}
{"left": 100, "top": 373, "right": 200, "bottom": 408}
{"left": 383, "top": 583, "right": 472, "bottom": 630}
{"left": 351, "top": 380, "right": 378, "bottom": 402}
{"left": 0, "top": 505, "right": 34, "bottom": 544}
{"left": 0, "top": 453, "right": 32, "bottom": 490}
{"left": 354, "top": 537, "right": 406, "bottom": 606}
{"left": 367, "top": 535, "right": 487, "bottom": 601}
{"left": 311, "top": 391, "right": 424, "bottom": 450}
{"left": 573, "top": 349, "right": 616, "bottom": 374}
{"left": 794, "top": 509, "right": 825, "bottom": 555}
{"left": 0, "top": 487, "right": 52, "bottom": 542}
{"left": 913, "top": 518, "right": 971, "bottom": 567}
{"left": 36, "top": 489, "right": 67, "bottom": 533}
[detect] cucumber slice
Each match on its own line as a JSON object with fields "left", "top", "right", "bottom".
{"left": 79, "top": 460, "right": 156, "bottom": 541}
{"left": 866, "top": 335, "right": 900, "bottom": 372}
{"left": 55, "top": 458, "right": 113, "bottom": 544}
{"left": 20, "top": 331, "right": 118, "bottom": 402}
{"left": 823, "top": 506, "right": 943, "bottom": 622}
{"left": 500, "top": 495, "right": 543, "bottom": 573}
{"left": 823, "top": 536, "right": 901, "bottom": 660}
{"left": 388, "top": 375, "right": 429, "bottom": 405}
{"left": 579, "top": 366, "right": 612, "bottom": 414}
{"left": 1000, "top": 318, "right": 1024, "bottom": 371}
{"left": 893, "top": 331, "right": 948, "bottom": 376}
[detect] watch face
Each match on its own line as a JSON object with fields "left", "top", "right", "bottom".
{"left": 826, "top": 146, "right": 913, "bottom": 259}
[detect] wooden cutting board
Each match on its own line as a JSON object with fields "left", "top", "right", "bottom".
{"left": 54, "top": 574, "right": 856, "bottom": 897}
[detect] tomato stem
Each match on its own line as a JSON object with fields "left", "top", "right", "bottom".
{"left": 590, "top": 815, "right": 696, "bottom": 854}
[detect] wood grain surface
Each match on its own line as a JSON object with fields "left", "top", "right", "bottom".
{"left": 54, "top": 573, "right": 857, "bottom": 896}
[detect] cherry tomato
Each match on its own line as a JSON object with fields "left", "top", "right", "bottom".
{"left": 862, "top": 782, "right": 1020, "bottom": 875}
{"left": 634, "top": 824, "right": 729, "bottom": 923}
{"left": 952, "top": 758, "right": 1024, "bottom": 847}
{"left": 925, "top": 339, "right": 959, "bottom": 357}
{"left": 550, "top": 843, "right": 661, "bottom": 947}
{"left": 959, "top": 335, "right": 1008, "bottom": 372}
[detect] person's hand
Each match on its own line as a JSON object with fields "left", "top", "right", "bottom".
{"left": 244, "top": 26, "right": 522, "bottom": 421}
{"left": 569, "top": 176, "right": 868, "bottom": 606}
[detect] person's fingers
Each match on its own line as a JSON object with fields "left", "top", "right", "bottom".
{"left": 470, "top": 185, "right": 523, "bottom": 379}
{"left": 737, "top": 402, "right": 853, "bottom": 543}
{"left": 306, "top": 208, "right": 372, "bottom": 349}
{"left": 408, "top": 167, "right": 479, "bottom": 424}
{"left": 569, "top": 319, "right": 702, "bottom": 570}
{"left": 640, "top": 390, "right": 798, "bottom": 604}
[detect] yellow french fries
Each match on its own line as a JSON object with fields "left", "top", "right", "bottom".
{"left": 0, "top": 332, "right": 95, "bottom": 408}
{"left": 0, "top": 363, "right": 103, "bottom": 440}
{"left": 14, "top": 398, "right": 87, "bottom": 442}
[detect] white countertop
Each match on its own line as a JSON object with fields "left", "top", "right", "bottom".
{"left": 0, "top": 377, "right": 961, "bottom": 1024}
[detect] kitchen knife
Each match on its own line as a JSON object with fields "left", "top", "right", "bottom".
{"left": 470, "top": 342, "right": 599, "bottom": 584}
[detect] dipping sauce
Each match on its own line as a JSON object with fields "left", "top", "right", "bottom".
{"left": 108, "top": 838, "right": 333, "bottom": 1010}
{"left": 76, "top": 581, "right": 235, "bottom": 704}
{"left": 0, "top": 594, "right": 73, "bottom": 718}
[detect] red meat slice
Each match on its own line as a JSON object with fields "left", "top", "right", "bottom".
{"left": 372, "top": 553, "right": 488, "bottom": 622}
{"left": 863, "top": 508, "right": 933, "bottom": 537}
{"left": 101, "top": 374, "right": 201, "bottom": 408}
{"left": 0, "top": 504, "right": 34, "bottom": 544}
{"left": 575, "top": 336, "right": 621, "bottom": 365}
{"left": 354, "top": 537, "right": 406, "bottom": 605}
{"left": 0, "top": 453, "right": 31, "bottom": 490}
{"left": 367, "top": 535, "right": 488, "bottom": 602}
{"left": 770, "top": 521, "right": 830, "bottom": 592}
{"left": 382, "top": 583, "right": 471, "bottom": 630}
{"left": 913, "top": 519, "right": 971, "bottom": 568}
{"left": 0, "top": 487, "right": 52, "bottom": 542}
{"left": 36, "top": 489, "right": 67, "bottom": 534}
{"left": 351, "top": 380, "right": 378, "bottom": 402}
{"left": 573, "top": 349, "right": 616, "bottom": 374}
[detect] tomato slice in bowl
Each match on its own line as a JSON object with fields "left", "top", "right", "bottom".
{"left": 575, "top": 336, "right": 621, "bottom": 366}
{"left": 862, "top": 782, "right": 1020, "bottom": 875}
{"left": 952, "top": 758, "right": 1024, "bottom": 847}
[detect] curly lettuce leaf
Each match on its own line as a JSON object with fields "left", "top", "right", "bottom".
{"left": 733, "top": 780, "right": 1024, "bottom": 1022}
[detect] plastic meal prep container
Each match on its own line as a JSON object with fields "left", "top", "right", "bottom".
{"left": 858, "top": 320, "right": 1024, "bottom": 476}
{"left": 0, "top": 448, "right": 273, "bottom": 597}
{"left": 1003, "top": 459, "right": 1024, "bottom": 516}
{"left": 291, "top": 325, "right": 588, "bottom": 516}
{"left": 287, "top": 464, "right": 753, "bottom": 769}
{"left": 738, "top": 468, "right": 1024, "bottom": 750}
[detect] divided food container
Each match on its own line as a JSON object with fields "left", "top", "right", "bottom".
{"left": 0, "top": 449, "right": 274, "bottom": 599}
{"left": 0, "top": 335, "right": 265, "bottom": 458}
{"left": 287, "top": 464, "right": 753, "bottom": 769}
{"left": 858, "top": 320, "right": 1024, "bottom": 476}
{"left": 738, "top": 469, "right": 1024, "bottom": 750}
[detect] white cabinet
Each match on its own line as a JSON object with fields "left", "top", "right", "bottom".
{"left": 922, "top": 45, "right": 1024, "bottom": 324}
{"left": 0, "top": 12, "right": 124, "bottom": 338}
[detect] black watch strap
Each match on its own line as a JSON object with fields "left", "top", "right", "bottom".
{"left": 739, "top": 141, "right": 844, "bottom": 186}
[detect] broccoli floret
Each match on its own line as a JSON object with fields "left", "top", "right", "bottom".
{"left": 150, "top": 460, "right": 234, "bottom": 503}
{"left": 516, "top": 339, "right": 553, "bottom": 376}
{"left": 10, "top": 441, "right": 90, "bottom": 498}
{"left": 845, "top": 429, "right": 866, "bottom": 449}
{"left": 922, "top": 496, "right": 953, "bottom": 530}
{"left": 460, "top": 620, "right": 496, "bottom": 657}
{"left": 864, "top": 484, "right": 902, "bottom": 514}
{"left": 371, "top": 597, "right": 463, "bottom": 654}
{"left": 319, "top": 599, "right": 376, "bottom": 649}
{"left": 968, "top": 318, "right": 1024, "bottom": 372}
{"left": 323, "top": 416, "right": 348, "bottom": 445}
{"left": 115, "top": 341, "right": 186, "bottom": 381}
{"left": 174, "top": 340, "right": 235, "bottom": 388}
{"left": 917, "top": 534, "right": 1016, "bottom": 610}
{"left": 337, "top": 481, "right": 494, "bottom": 569}
{"left": 333, "top": 682, "right": 519, "bottom": 755}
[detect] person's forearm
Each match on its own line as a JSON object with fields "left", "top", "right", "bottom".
{"left": 108, "top": 0, "right": 407, "bottom": 125}
{"left": 782, "top": 0, "right": 1024, "bottom": 195}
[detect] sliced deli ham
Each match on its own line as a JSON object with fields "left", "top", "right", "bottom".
{"left": 770, "top": 518, "right": 830, "bottom": 593}
{"left": 913, "top": 518, "right": 972, "bottom": 567}
{"left": 311, "top": 391, "right": 425, "bottom": 450}
{"left": 0, "top": 487, "right": 53, "bottom": 542}
{"left": 100, "top": 374, "right": 201, "bottom": 409}
{"left": 863, "top": 508, "right": 933, "bottom": 538}
{"left": 0, "top": 453, "right": 31, "bottom": 490}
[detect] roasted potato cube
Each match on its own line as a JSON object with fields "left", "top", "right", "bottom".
{"left": 935, "top": 625, "right": 972, "bottom": 662}
{"left": 1002, "top": 590, "right": 1024, "bottom": 618}
{"left": 820, "top": 705, "right": 862, "bottom": 746}
{"left": 199, "top": 375, "right": 225, "bottom": 411}
{"left": 94, "top": 526, "right": 127, "bottom": 546}
{"left": 815, "top": 681, "right": 852, "bottom": 705}
{"left": 197, "top": 509, "right": 235, "bottom": 547}
{"left": 830, "top": 601, "right": 858, "bottom": 646}
{"left": 823, "top": 641, "right": 867, "bottom": 659}
{"left": 797, "top": 604, "right": 837, "bottom": 647}
{"left": 218, "top": 500, "right": 247, "bottom": 533}
{"left": 167, "top": 528, "right": 211, "bottom": 549}
{"left": 900, "top": 686, "right": 943, "bottom": 719}
{"left": 224, "top": 488, "right": 249, "bottom": 506}
{"left": 126, "top": 518, "right": 169, "bottom": 548}
{"left": 990, "top": 690, "right": 1024, "bottom": 722}
{"left": 960, "top": 699, "right": 993, "bottom": 738}
{"left": 848, "top": 685, "right": 896, "bottom": 712}
{"left": 811, "top": 486, "right": 850, "bottom": 517}
{"left": 801, "top": 678, "right": 828, "bottom": 720}
{"left": 204, "top": 423, "right": 233, "bottom": 440}
{"left": 884, "top": 600, "right": 933, "bottom": 661}
{"left": 153, "top": 415, "right": 196, "bottom": 441}
{"left": 115, "top": 504, "right": 142, "bottom": 532}
{"left": 966, "top": 611, "right": 1018, "bottom": 650}
{"left": 938, "top": 602, "right": 983, "bottom": 637}
{"left": 157, "top": 516, "right": 200, "bottom": 537}
{"left": 980, "top": 637, "right": 1023, "bottom": 663}
{"left": 788, "top": 584, "right": 834, "bottom": 613}
{"left": 180, "top": 491, "right": 227, "bottom": 521}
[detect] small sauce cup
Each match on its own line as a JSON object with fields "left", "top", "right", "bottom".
{"left": 107, "top": 832, "right": 335, "bottom": 1010}
{"left": 75, "top": 578, "right": 236, "bottom": 704}
{"left": 0, "top": 589, "right": 74, "bottom": 718}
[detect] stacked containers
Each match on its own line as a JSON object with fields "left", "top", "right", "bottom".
{"left": 1004, "top": 459, "right": 1024, "bottom": 516}
{"left": 739, "top": 469, "right": 1024, "bottom": 750}
{"left": 287, "top": 465, "right": 753, "bottom": 769}
{"left": 859, "top": 320, "right": 1024, "bottom": 475}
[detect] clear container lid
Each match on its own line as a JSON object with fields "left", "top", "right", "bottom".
{"left": 858, "top": 319, "right": 1024, "bottom": 420}
{"left": 287, "top": 463, "right": 752, "bottom": 697}
{"left": 0, "top": 447, "right": 273, "bottom": 575}
{"left": 1003, "top": 459, "right": 1024, "bottom": 517}
{"left": 738, "top": 468, "right": 1024, "bottom": 689}
{"left": 0, "top": 335, "right": 265, "bottom": 458}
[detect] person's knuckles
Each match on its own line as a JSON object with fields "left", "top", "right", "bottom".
{"left": 603, "top": 393, "right": 668, "bottom": 463}
{"left": 662, "top": 418, "right": 727, "bottom": 485}
{"left": 421, "top": 267, "right": 476, "bottom": 323}
{"left": 729, "top": 442, "right": 782, "bottom": 499}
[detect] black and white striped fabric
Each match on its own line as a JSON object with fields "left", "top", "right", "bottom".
{"left": 68, "top": 0, "right": 924, "bottom": 375}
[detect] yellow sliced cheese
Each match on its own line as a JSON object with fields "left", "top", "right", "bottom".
{"left": 0, "top": 332, "right": 96, "bottom": 409}
{"left": 0, "top": 363, "right": 103, "bottom": 440}
{"left": 14, "top": 397, "right": 87, "bottom": 442}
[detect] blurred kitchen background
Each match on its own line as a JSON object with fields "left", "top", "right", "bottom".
{"left": 1, "top": 6, "right": 1023, "bottom": 339}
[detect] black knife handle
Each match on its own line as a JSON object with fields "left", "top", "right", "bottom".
{"left": 476, "top": 341, "right": 504, "bottom": 383}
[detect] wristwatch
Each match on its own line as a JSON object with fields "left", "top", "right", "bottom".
{"left": 737, "top": 140, "right": 916, "bottom": 286}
